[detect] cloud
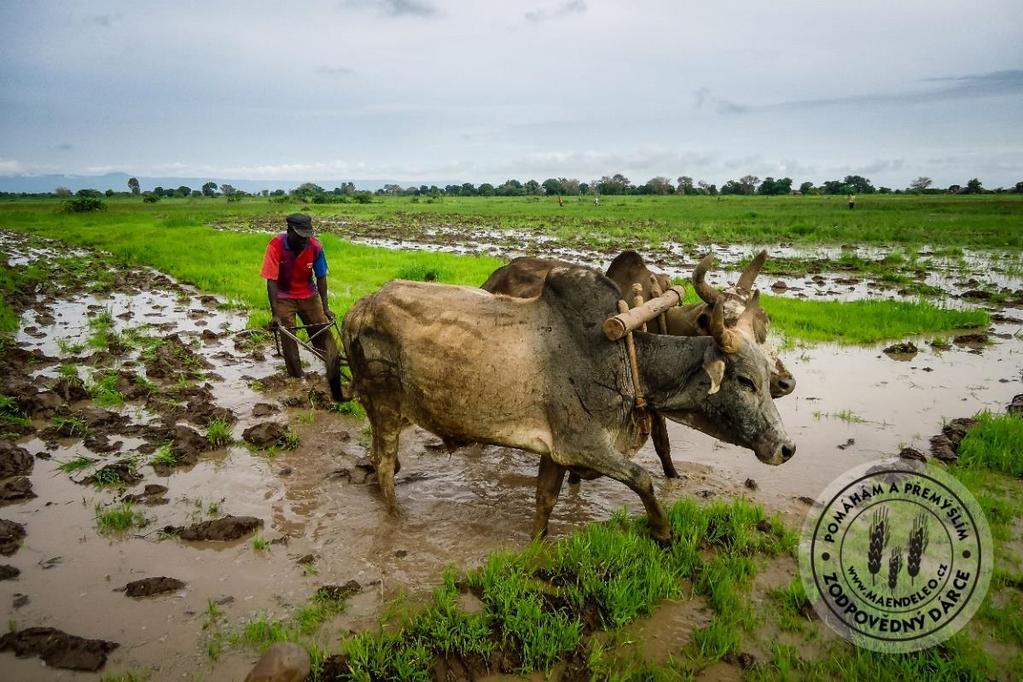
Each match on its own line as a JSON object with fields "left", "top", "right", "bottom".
{"left": 339, "top": 0, "right": 437, "bottom": 17}
{"left": 770, "top": 69, "right": 1023, "bottom": 110}
{"left": 694, "top": 87, "right": 751, "bottom": 115}
{"left": 56, "top": 143, "right": 74, "bottom": 151}
{"left": 524, "top": 0, "right": 586, "bottom": 23}
{"left": 317, "top": 65, "right": 356, "bottom": 77}
{"left": 85, "top": 13, "right": 122, "bottom": 28}
{"left": 0, "top": 158, "right": 23, "bottom": 175}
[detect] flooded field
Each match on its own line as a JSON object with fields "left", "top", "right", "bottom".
{"left": 0, "top": 227, "right": 1021, "bottom": 680}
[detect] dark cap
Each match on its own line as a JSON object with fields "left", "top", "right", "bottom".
{"left": 286, "top": 213, "right": 313, "bottom": 237}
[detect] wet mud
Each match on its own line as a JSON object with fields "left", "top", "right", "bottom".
{"left": 0, "top": 229, "right": 1021, "bottom": 679}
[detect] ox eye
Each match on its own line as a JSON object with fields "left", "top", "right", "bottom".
{"left": 737, "top": 375, "right": 757, "bottom": 392}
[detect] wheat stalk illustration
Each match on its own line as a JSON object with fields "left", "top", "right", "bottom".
{"left": 868, "top": 507, "right": 890, "bottom": 586}
{"left": 907, "top": 513, "right": 930, "bottom": 584}
{"left": 889, "top": 546, "right": 903, "bottom": 593}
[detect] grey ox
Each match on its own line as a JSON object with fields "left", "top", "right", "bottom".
{"left": 481, "top": 250, "right": 796, "bottom": 479}
{"left": 342, "top": 264, "right": 795, "bottom": 542}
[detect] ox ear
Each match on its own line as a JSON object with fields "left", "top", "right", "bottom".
{"left": 703, "top": 357, "right": 725, "bottom": 395}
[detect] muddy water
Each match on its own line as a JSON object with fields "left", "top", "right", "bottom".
{"left": 1, "top": 231, "right": 1021, "bottom": 680}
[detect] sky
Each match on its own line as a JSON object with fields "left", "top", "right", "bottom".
{"left": 1, "top": 0, "right": 1021, "bottom": 188}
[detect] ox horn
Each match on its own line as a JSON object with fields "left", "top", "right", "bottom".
{"left": 693, "top": 254, "right": 722, "bottom": 305}
{"left": 710, "top": 295, "right": 744, "bottom": 354}
{"left": 735, "top": 289, "right": 762, "bottom": 335}
{"left": 737, "top": 250, "right": 767, "bottom": 292}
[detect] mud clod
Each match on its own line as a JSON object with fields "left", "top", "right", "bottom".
{"left": 883, "top": 341, "right": 918, "bottom": 357}
{"left": 0, "top": 564, "right": 19, "bottom": 580}
{"left": 86, "top": 461, "right": 142, "bottom": 486}
{"left": 243, "top": 421, "right": 291, "bottom": 448}
{"left": 252, "top": 402, "right": 279, "bottom": 417}
{"left": 0, "top": 476, "right": 35, "bottom": 505}
{"left": 164, "top": 515, "right": 263, "bottom": 541}
{"left": 0, "top": 627, "right": 118, "bottom": 671}
{"left": 315, "top": 580, "right": 361, "bottom": 602}
{"left": 122, "top": 483, "right": 170, "bottom": 505}
{"left": 899, "top": 447, "right": 928, "bottom": 463}
{"left": 0, "top": 519, "right": 26, "bottom": 555}
{"left": 1008, "top": 394, "right": 1023, "bottom": 415}
{"left": 744, "top": 478, "right": 758, "bottom": 490}
{"left": 123, "top": 576, "right": 186, "bottom": 597}
{"left": 0, "top": 441, "right": 34, "bottom": 477}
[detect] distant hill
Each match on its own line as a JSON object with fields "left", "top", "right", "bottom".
{"left": 0, "top": 173, "right": 456, "bottom": 194}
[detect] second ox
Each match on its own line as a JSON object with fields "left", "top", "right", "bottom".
{"left": 482, "top": 250, "right": 795, "bottom": 478}
{"left": 342, "top": 264, "right": 795, "bottom": 542}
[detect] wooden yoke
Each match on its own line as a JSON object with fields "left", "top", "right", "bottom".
{"left": 648, "top": 276, "right": 668, "bottom": 334}
{"left": 631, "top": 283, "right": 647, "bottom": 332}
{"left": 602, "top": 285, "right": 686, "bottom": 341}
{"left": 617, "top": 299, "right": 650, "bottom": 436}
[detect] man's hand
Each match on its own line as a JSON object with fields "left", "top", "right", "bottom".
{"left": 323, "top": 307, "right": 335, "bottom": 322}
{"left": 271, "top": 314, "right": 287, "bottom": 330}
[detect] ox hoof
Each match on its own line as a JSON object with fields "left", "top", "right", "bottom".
{"left": 651, "top": 531, "right": 673, "bottom": 549}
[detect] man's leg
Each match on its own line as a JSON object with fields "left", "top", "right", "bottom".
{"left": 276, "top": 299, "right": 303, "bottom": 378}
{"left": 296, "top": 297, "right": 339, "bottom": 363}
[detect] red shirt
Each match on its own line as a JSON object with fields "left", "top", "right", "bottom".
{"left": 260, "top": 233, "right": 328, "bottom": 300}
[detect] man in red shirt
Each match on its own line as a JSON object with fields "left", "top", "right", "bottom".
{"left": 260, "top": 213, "right": 337, "bottom": 377}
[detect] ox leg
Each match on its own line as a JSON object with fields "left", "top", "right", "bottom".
{"left": 532, "top": 455, "right": 566, "bottom": 539}
{"left": 651, "top": 413, "right": 678, "bottom": 478}
{"left": 589, "top": 456, "right": 671, "bottom": 544}
{"left": 367, "top": 404, "right": 402, "bottom": 515}
{"left": 567, "top": 471, "right": 581, "bottom": 486}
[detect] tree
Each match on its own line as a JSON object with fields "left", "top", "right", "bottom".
{"left": 798, "top": 181, "right": 814, "bottom": 194}
{"left": 757, "top": 177, "right": 792, "bottom": 195}
{"left": 595, "top": 174, "right": 631, "bottom": 195}
{"left": 697, "top": 180, "right": 718, "bottom": 195}
{"left": 645, "top": 177, "right": 675, "bottom": 195}
{"left": 578, "top": 182, "right": 590, "bottom": 195}
{"left": 542, "top": 178, "right": 563, "bottom": 196}
{"left": 843, "top": 175, "right": 875, "bottom": 194}
{"left": 909, "top": 177, "right": 933, "bottom": 193}
{"left": 720, "top": 180, "right": 744, "bottom": 195}
{"left": 478, "top": 183, "right": 495, "bottom": 197}
{"left": 128, "top": 177, "right": 140, "bottom": 195}
{"left": 948, "top": 184, "right": 962, "bottom": 194}
{"left": 822, "top": 180, "right": 846, "bottom": 194}
{"left": 963, "top": 178, "right": 984, "bottom": 194}
{"left": 202, "top": 181, "right": 218, "bottom": 197}
{"left": 105, "top": 189, "right": 115, "bottom": 197}
{"left": 461, "top": 182, "right": 477, "bottom": 196}
{"left": 738, "top": 175, "right": 759, "bottom": 195}
{"left": 54, "top": 187, "right": 73, "bottom": 197}
{"left": 524, "top": 179, "right": 540, "bottom": 195}
{"left": 176, "top": 185, "right": 191, "bottom": 198}
{"left": 560, "top": 178, "right": 580, "bottom": 195}
{"left": 1012, "top": 181, "right": 1023, "bottom": 194}
{"left": 219, "top": 183, "right": 237, "bottom": 196}
{"left": 496, "top": 179, "right": 524, "bottom": 196}
{"left": 676, "top": 176, "right": 694, "bottom": 195}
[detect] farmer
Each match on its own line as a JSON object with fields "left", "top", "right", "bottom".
{"left": 848, "top": 193, "right": 856, "bottom": 209}
{"left": 260, "top": 213, "right": 337, "bottom": 378}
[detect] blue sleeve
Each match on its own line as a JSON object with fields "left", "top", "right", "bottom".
{"left": 313, "top": 247, "right": 328, "bottom": 278}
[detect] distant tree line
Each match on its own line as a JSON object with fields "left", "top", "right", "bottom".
{"left": 1, "top": 175, "right": 1021, "bottom": 201}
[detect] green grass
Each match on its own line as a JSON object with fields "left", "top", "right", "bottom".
{"left": 956, "top": 412, "right": 1023, "bottom": 477}
{"left": 0, "top": 394, "right": 30, "bottom": 429}
{"left": 95, "top": 503, "right": 145, "bottom": 534}
{"left": 0, "top": 199, "right": 999, "bottom": 345}
{"left": 56, "top": 455, "right": 97, "bottom": 473}
{"left": 50, "top": 414, "right": 90, "bottom": 437}
{"left": 148, "top": 443, "right": 177, "bottom": 467}
{"left": 86, "top": 309, "right": 121, "bottom": 350}
{"left": 251, "top": 535, "right": 270, "bottom": 552}
{"left": 761, "top": 295, "right": 988, "bottom": 345}
{"left": 87, "top": 370, "right": 124, "bottom": 407}
{"left": 206, "top": 418, "right": 233, "bottom": 448}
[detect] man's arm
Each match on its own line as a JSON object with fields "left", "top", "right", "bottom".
{"left": 267, "top": 280, "right": 283, "bottom": 327}
{"left": 316, "top": 277, "right": 332, "bottom": 319}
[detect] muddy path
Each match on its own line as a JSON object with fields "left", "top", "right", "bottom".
{"left": 1, "top": 230, "right": 1021, "bottom": 680}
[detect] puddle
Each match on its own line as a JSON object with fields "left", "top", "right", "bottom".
{"left": 1, "top": 229, "right": 1021, "bottom": 679}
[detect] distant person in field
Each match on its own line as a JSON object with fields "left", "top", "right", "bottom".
{"left": 260, "top": 213, "right": 337, "bottom": 378}
{"left": 558, "top": 195, "right": 564, "bottom": 207}
{"left": 848, "top": 193, "right": 856, "bottom": 210}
